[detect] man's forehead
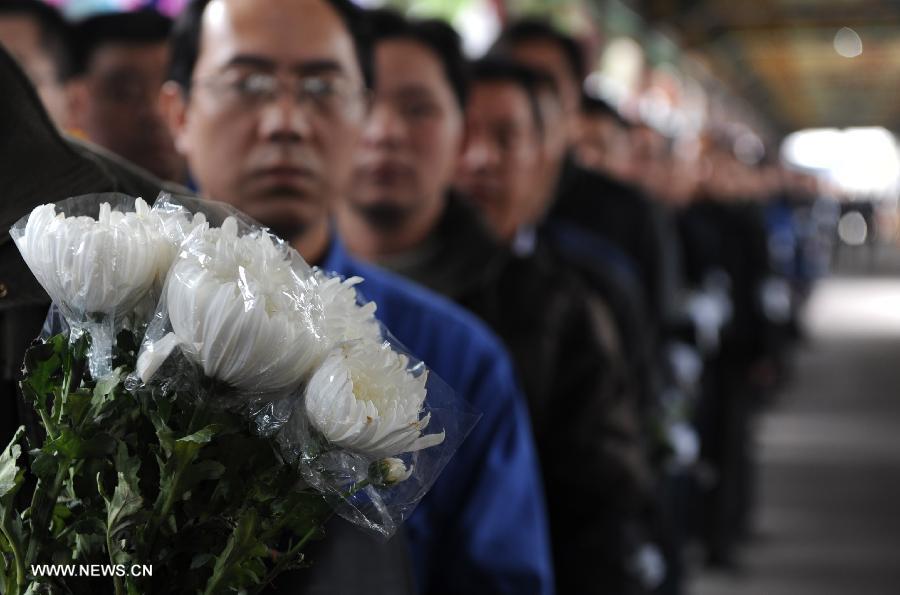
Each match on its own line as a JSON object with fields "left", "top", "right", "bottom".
{"left": 375, "top": 41, "right": 445, "bottom": 90}
{"left": 473, "top": 81, "right": 527, "bottom": 105}
{"left": 197, "top": 0, "right": 358, "bottom": 74}
{"left": 0, "top": 15, "right": 42, "bottom": 52}
{"left": 512, "top": 41, "right": 561, "bottom": 64}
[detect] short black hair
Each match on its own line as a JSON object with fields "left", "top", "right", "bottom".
{"left": 468, "top": 56, "right": 545, "bottom": 138}
{"left": 0, "top": 0, "right": 71, "bottom": 81}
{"left": 367, "top": 8, "right": 468, "bottom": 109}
{"left": 168, "top": 0, "right": 373, "bottom": 91}
{"left": 493, "top": 18, "right": 585, "bottom": 86}
{"left": 581, "top": 93, "right": 629, "bottom": 128}
{"left": 71, "top": 9, "right": 172, "bottom": 77}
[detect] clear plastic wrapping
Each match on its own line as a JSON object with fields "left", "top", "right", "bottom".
{"left": 132, "top": 193, "right": 479, "bottom": 537}
{"left": 9, "top": 193, "right": 195, "bottom": 376}
{"left": 6, "top": 190, "right": 480, "bottom": 595}
{"left": 10, "top": 191, "right": 478, "bottom": 540}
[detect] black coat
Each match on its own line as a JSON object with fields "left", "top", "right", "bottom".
{"left": 377, "top": 196, "right": 651, "bottom": 594}
{"left": 677, "top": 199, "right": 772, "bottom": 364}
{"left": 549, "top": 157, "right": 673, "bottom": 330}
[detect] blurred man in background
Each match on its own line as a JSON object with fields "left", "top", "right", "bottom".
{"left": 68, "top": 10, "right": 186, "bottom": 182}
{"left": 575, "top": 93, "right": 633, "bottom": 182}
{"left": 455, "top": 56, "right": 654, "bottom": 594}
{"left": 0, "top": 0, "right": 72, "bottom": 128}
{"left": 495, "top": 20, "right": 672, "bottom": 333}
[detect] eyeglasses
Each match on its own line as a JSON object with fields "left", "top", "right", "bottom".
{"left": 192, "top": 70, "right": 370, "bottom": 120}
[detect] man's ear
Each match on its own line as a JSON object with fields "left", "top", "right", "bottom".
{"left": 159, "top": 81, "right": 190, "bottom": 155}
{"left": 64, "top": 77, "right": 89, "bottom": 136}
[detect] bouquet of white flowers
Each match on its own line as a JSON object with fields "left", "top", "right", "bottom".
{"left": 0, "top": 193, "right": 477, "bottom": 594}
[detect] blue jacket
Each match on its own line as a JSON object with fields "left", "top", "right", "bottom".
{"left": 323, "top": 238, "right": 554, "bottom": 595}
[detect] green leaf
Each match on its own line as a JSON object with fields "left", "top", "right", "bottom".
{"left": 177, "top": 424, "right": 220, "bottom": 448}
{"left": 81, "top": 434, "right": 118, "bottom": 459}
{"left": 43, "top": 429, "right": 81, "bottom": 460}
{"left": 0, "top": 429, "right": 27, "bottom": 595}
{"left": 21, "top": 336, "right": 64, "bottom": 397}
{"left": 169, "top": 424, "right": 222, "bottom": 478}
{"left": 72, "top": 523, "right": 106, "bottom": 561}
{"left": 181, "top": 460, "right": 226, "bottom": 492}
{"left": 44, "top": 429, "right": 117, "bottom": 461}
{"left": 0, "top": 428, "right": 25, "bottom": 500}
{"left": 203, "top": 508, "right": 268, "bottom": 595}
{"left": 19, "top": 344, "right": 60, "bottom": 425}
{"left": 29, "top": 449, "right": 61, "bottom": 483}
{"left": 149, "top": 410, "right": 174, "bottom": 459}
{"left": 0, "top": 513, "right": 26, "bottom": 592}
{"left": 190, "top": 552, "right": 215, "bottom": 570}
{"left": 113, "top": 442, "right": 140, "bottom": 484}
{"left": 61, "top": 390, "right": 92, "bottom": 428}
{"left": 91, "top": 370, "right": 121, "bottom": 410}
{"left": 104, "top": 470, "right": 144, "bottom": 566}
{"left": 272, "top": 491, "right": 331, "bottom": 538}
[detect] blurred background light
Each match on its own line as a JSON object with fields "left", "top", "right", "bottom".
{"left": 834, "top": 27, "right": 863, "bottom": 58}
{"left": 782, "top": 127, "right": 900, "bottom": 200}
{"left": 837, "top": 211, "right": 868, "bottom": 246}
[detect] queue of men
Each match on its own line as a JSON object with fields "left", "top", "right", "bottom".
{"left": 0, "top": 1, "right": 831, "bottom": 594}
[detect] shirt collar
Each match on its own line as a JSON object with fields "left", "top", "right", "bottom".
{"left": 320, "top": 231, "right": 351, "bottom": 274}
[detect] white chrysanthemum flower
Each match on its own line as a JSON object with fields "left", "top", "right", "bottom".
{"left": 140, "top": 217, "right": 325, "bottom": 393}
{"left": 311, "top": 269, "right": 381, "bottom": 347}
{"left": 13, "top": 199, "right": 170, "bottom": 319}
{"left": 136, "top": 200, "right": 208, "bottom": 284}
{"left": 305, "top": 341, "right": 445, "bottom": 459}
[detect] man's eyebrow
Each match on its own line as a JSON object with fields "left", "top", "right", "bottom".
{"left": 222, "top": 54, "right": 278, "bottom": 71}
{"left": 218, "top": 56, "right": 346, "bottom": 77}
{"left": 290, "top": 59, "right": 344, "bottom": 77}
{"left": 387, "top": 85, "right": 440, "bottom": 101}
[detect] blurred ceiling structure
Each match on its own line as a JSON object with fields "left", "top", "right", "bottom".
{"left": 631, "top": 0, "right": 900, "bottom": 136}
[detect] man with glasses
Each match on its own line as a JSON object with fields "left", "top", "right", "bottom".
{"left": 159, "top": 0, "right": 553, "bottom": 593}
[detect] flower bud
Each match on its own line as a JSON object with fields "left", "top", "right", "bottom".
{"left": 370, "top": 457, "right": 413, "bottom": 487}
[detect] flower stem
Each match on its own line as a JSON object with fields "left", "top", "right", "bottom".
{"left": 143, "top": 452, "right": 188, "bottom": 559}
{"left": 25, "top": 462, "right": 69, "bottom": 566}
{"left": 250, "top": 523, "right": 325, "bottom": 595}
{"left": 144, "top": 385, "right": 213, "bottom": 557}
{"left": 36, "top": 405, "right": 58, "bottom": 442}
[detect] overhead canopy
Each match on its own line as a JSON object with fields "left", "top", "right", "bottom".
{"left": 637, "top": 0, "right": 900, "bottom": 135}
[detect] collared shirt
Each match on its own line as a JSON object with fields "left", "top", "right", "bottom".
{"left": 322, "top": 238, "right": 555, "bottom": 595}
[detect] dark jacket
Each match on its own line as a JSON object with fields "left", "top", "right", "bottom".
{"left": 0, "top": 43, "right": 189, "bottom": 446}
{"left": 0, "top": 45, "right": 415, "bottom": 595}
{"left": 677, "top": 199, "right": 772, "bottom": 364}
{"left": 549, "top": 157, "right": 674, "bottom": 331}
{"left": 377, "top": 196, "right": 651, "bottom": 594}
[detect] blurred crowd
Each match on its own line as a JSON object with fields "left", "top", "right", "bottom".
{"left": 0, "top": 0, "right": 841, "bottom": 594}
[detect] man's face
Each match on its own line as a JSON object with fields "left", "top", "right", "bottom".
{"left": 627, "top": 126, "right": 670, "bottom": 198}
{"left": 508, "top": 40, "right": 580, "bottom": 140}
{"left": 457, "top": 81, "right": 542, "bottom": 242}
{"left": 348, "top": 39, "right": 462, "bottom": 226}
{"left": 0, "top": 15, "right": 68, "bottom": 127}
{"left": 165, "top": 0, "right": 366, "bottom": 240}
{"left": 75, "top": 42, "right": 183, "bottom": 181}
{"left": 575, "top": 113, "right": 632, "bottom": 181}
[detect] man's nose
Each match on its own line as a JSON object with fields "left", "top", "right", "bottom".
{"left": 462, "top": 137, "right": 498, "bottom": 173}
{"left": 363, "top": 102, "right": 405, "bottom": 149}
{"left": 257, "top": 91, "right": 313, "bottom": 142}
